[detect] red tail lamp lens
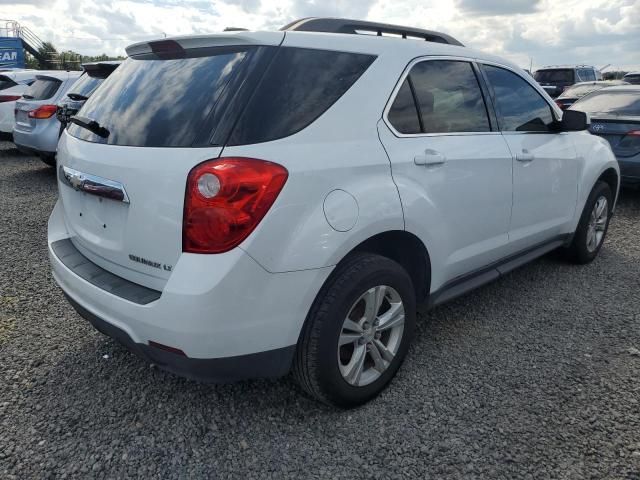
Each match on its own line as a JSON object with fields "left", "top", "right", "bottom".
{"left": 28, "top": 104, "right": 57, "bottom": 119}
{"left": 183, "top": 157, "right": 288, "bottom": 254}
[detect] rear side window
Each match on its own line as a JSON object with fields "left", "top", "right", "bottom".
{"left": 227, "top": 48, "right": 376, "bottom": 146}
{"left": 24, "top": 78, "right": 61, "bottom": 100}
{"left": 0, "top": 75, "right": 17, "bottom": 90}
{"left": 387, "top": 79, "right": 421, "bottom": 134}
{"left": 624, "top": 74, "right": 640, "bottom": 85}
{"left": 67, "top": 47, "right": 253, "bottom": 147}
{"left": 387, "top": 60, "right": 490, "bottom": 134}
{"left": 483, "top": 65, "right": 555, "bottom": 132}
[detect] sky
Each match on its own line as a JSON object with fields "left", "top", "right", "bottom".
{"left": 1, "top": 0, "right": 639, "bottom": 71}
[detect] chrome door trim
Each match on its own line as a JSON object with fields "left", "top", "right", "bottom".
{"left": 59, "top": 165, "right": 130, "bottom": 204}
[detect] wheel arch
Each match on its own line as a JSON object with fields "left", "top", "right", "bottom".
{"left": 339, "top": 230, "right": 431, "bottom": 302}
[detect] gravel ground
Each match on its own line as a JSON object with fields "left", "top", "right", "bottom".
{"left": 1, "top": 139, "right": 639, "bottom": 479}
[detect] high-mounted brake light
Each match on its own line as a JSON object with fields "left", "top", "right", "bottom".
{"left": 183, "top": 157, "right": 288, "bottom": 254}
{"left": 28, "top": 104, "right": 57, "bottom": 119}
{"left": 0, "top": 95, "right": 20, "bottom": 103}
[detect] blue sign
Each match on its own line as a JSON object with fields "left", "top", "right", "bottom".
{"left": 0, "top": 38, "right": 25, "bottom": 68}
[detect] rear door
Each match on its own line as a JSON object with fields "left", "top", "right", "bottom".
{"left": 57, "top": 37, "right": 282, "bottom": 290}
{"left": 481, "top": 63, "right": 578, "bottom": 251}
{"left": 378, "top": 58, "right": 513, "bottom": 286}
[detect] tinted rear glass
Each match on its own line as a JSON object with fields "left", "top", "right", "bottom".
{"left": 624, "top": 75, "right": 640, "bottom": 85}
{"left": 560, "top": 83, "right": 601, "bottom": 98}
{"left": 24, "top": 78, "right": 61, "bottom": 100}
{"left": 387, "top": 79, "right": 421, "bottom": 134}
{"left": 570, "top": 91, "right": 640, "bottom": 116}
{"left": 66, "top": 73, "right": 104, "bottom": 99}
{"left": 0, "top": 75, "right": 17, "bottom": 90}
{"left": 227, "top": 48, "right": 376, "bottom": 146}
{"left": 534, "top": 69, "right": 574, "bottom": 83}
{"left": 67, "top": 47, "right": 253, "bottom": 147}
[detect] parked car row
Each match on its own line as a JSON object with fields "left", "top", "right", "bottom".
{"left": 0, "top": 62, "right": 120, "bottom": 165}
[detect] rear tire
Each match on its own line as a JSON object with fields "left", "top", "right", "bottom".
{"left": 40, "top": 154, "right": 56, "bottom": 167}
{"left": 293, "top": 253, "right": 416, "bottom": 407}
{"left": 565, "top": 181, "right": 613, "bottom": 264}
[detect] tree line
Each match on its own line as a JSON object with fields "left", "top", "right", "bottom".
{"left": 25, "top": 41, "right": 125, "bottom": 70}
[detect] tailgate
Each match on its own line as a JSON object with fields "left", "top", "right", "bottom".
{"left": 57, "top": 134, "right": 223, "bottom": 291}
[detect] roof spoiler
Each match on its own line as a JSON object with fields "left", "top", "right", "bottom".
{"left": 281, "top": 17, "right": 464, "bottom": 46}
{"left": 125, "top": 32, "right": 284, "bottom": 57}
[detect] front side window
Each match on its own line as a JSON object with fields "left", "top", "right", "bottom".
{"left": 387, "top": 59, "right": 490, "bottom": 134}
{"left": 483, "top": 65, "right": 555, "bottom": 132}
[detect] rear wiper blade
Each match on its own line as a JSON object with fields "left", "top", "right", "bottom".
{"left": 22, "top": 94, "right": 34, "bottom": 99}
{"left": 67, "top": 92, "right": 88, "bottom": 101}
{"left": 69, "top": 116, "right": 110, "bottom": 138}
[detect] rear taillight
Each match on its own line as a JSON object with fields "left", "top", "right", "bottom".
{"left": 183, "top": 157, "right": 288, "bottom": 254}
{"left": 28, "top": 105, "right": 57, "bottom": 119}
{"left": 0, "top": 95, "right": 20, "bottom": 103}
{"left": 555, "top": 100, "right": 567, "bottom": 110}
{"left": 626, "top": 130, "right": 640, "bottom": 137}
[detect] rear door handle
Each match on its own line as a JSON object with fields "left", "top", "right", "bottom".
{"left": 414, "top": 150, "right": 446, "bottom": 166}
{"left": 516, "top": 150, "right": 535, "bottom": 162}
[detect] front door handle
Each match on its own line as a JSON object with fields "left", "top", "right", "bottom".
{"left": 414, "top": 150, "right": 446, "bottom": 166}
{"left": 516, "top": 150, "right": 535, "bottom": 162}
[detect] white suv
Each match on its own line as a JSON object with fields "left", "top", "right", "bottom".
{"left": 48, "top": 19, "right": 619, "bottom": 407}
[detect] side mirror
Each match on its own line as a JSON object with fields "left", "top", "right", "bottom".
{"left": 560, "top": 109, "right": 590, "bottom": 131}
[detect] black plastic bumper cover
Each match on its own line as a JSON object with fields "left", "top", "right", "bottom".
{"left": 64, "top": 294, "right": 296, "bottom": 383}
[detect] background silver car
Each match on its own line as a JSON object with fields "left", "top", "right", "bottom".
{"left": 13, "top": 70, "right": 81, "bottom": 166}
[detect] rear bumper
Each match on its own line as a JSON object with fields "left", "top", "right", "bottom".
{"left": 48, "top": 199, "right": 332, "bottom": 381}
{"left": 65, "top": 293, "right": 295, "bottom": 382}
{"left": 618, "top": 157, "right": 640, "bottom": 185}
{"left": 13, "top": 118, "right": 60, "bottom": 156}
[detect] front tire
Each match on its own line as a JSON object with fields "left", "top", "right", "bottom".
{"left": 565, "top": 181, "right": 613, "bottom": 264}
{"left": 293, "top": 253, "right": 416, "bottom": 407}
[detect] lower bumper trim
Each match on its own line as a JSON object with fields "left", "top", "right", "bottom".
{"left": 65, "top": 294, "right": 296, "bottom": 383}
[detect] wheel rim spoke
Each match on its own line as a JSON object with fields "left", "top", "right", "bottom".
{"left": 363, "top": 286, "right": 386, "bottom": 322}
{"left": 368, "top": 342, "right": 387, "bottom": 373}
{"left": 342, "top": 318, "right": 363, "bottom": 333}
{"left": 377, "top": 302, "right": 404, "bottom": 331}
{"left": 338, "top": 332, "right": 361, "bottom": 346}
{"left": 344, "top": 345, "right": 366, "bottom": 385}
{"left": 373, "top": 339, "right": 395, "bottom": 363}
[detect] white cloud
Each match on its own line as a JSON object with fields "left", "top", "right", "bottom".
{"left": 3, "top": 0, "right": 639, "bottom": 70}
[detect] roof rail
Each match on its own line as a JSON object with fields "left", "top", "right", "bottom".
{"left": 281, "top": 18, "right": 464, "bottom": 47}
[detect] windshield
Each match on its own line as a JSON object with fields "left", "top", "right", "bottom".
{"left": 570, "top": 91, "right": 640, "bottom": 116}
{"left": 67, "top": 47, "right": 252, "bottom": 147}
{"left": 24, "top": 78, "right": 62, "bottom": 100}
{"left": 67, "top": 73, "right": 104, "bottom": 99}
{"left": 534, "top": 69, "right": 574, "bottom": 83}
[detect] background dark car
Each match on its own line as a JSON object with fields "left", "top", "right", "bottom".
{"left": 534, "top": 66, "right": 599, "bottom": 98}
{"left": 56, "top": 61, "right": 120, "bottom": 134}
{"left": 570, "top": 85, "right": 640, "bottom": 187}
{"left": 623, "top": 72, "right": 640, "bottom": 85}
{"left": 555, "top": 80, "right": 629, "bottom": 110}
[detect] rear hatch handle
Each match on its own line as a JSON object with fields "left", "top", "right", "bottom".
{"left": 59, "top": 165, "right": 130, "bottom": 203}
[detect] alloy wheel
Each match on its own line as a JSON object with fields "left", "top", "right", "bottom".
{"left": 337, "top": 285, "right": 405, "bottom": 387}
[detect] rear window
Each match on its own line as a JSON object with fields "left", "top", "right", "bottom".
{"left": 68, "top": 46, "right": 375, "bottom": 148}
{"left": 227, "top": 48, "right": 375, "bottom": 146}
{"left": 534, "top": 69, "right": 574, "bottom": 83}
{"left": 24, "top": 78, "right": 62, "bottom": 100}
{"left": 570, "top": 91, "right": 640, "bottom": 116}
{"left": 0, "top": 75, "right": 17, "bottom": 90}
{"left": 624, "top": 74, "right": 640, "bottom": 85}
{"left": 66, "top": 73, "right": 104, "bottom": 99}
{"left": 561, "top": 83, "right": 601, "bottom": 98}
{"left": 67, "top": 47, "right": 253, "bottom": 147}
